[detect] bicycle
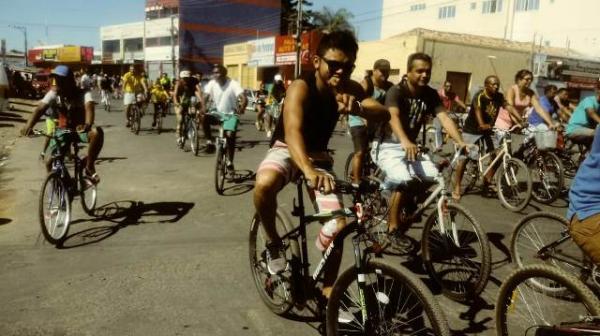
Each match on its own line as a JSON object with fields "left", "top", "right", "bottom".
{"left": 367, "top": 147, "right": 492, "bottom": 302}
{"left": 510, "top": 211, "right": 598, "bottom": 293}
{"left": 208, "top": 110, "right": 239, "bottom": 195}
{"left": 514, "top": 129, "right": 564, "bottom": 204}
{"left": 130, "top": 93, "right": 145, "bottom": 135}
{"left": 179, "top": 104, "right": 201, "bottom": 155}
{"left": 154, "top": 102, "right": 165, "bottom": 134}
{"left": 36, "top": 129, "right": 98, "bottom": 246}
{"left": 495, "top": 264, "right": 600, "bottom": 336}
{"left": 249, "top": 177, "right": 450, "bottom": 335}
{"left": 101, "top": 89, "right": 111, "bottom": 112}
{"left": 454, "top": 125, "right": 533, "bottom": 212}
{"left": 343, "top": 148, "right": 379, "bottom": 184}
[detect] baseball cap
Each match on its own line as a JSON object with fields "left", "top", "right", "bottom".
{"left": 274, "top": 74, "right": 283, "bottom": 82}
{"left": 373, "top": 59, "right": 391, "bottom": 71}
{"left": 51, "top": 65, "right": 71, "bottom": 77}
{"left": 179, "top": 70, "right": 191, "bottom": 78}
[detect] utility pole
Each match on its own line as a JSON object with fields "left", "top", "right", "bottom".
{"left": 170, "top": 15, "right": 176, "bottom": 79}
{"left": 10, "top": 25, "right": 28, "bottom": 66}
{"left": 294, "top": 0, "right": 303, "bottom": 78}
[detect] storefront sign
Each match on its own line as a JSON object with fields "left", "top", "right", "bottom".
{"left": 248, "top": 37, "right": 275, "bottom": 67}
{"left": 57, "top": 46, "right": 81, "bottom": 62}
{"left": 275, "top": 31, "right": 320, "bottom": 66}
{"left": 42, "top": 49, "right": 58, "bottom": 61}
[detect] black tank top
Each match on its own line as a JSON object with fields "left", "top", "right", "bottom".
{"left": 271, "top": 74, "right": 339, "bottom": 152}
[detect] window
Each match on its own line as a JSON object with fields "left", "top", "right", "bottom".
{"left": 102, "top": 40, "right": 120, "bottom": 53}
{"left": 438, "top": 5, "right": 456, "bottom": 19}
{"left": 145, "top": 35, "right": 177, "bottom": 47}
{"left": 410, "top": 3, "right": 426, "bottom": 11}
{"left": 482, "top": 0, "right": 502, "bottom": 13}
{"left": 515, "top": 0, "right": 539, "bottom": 11}
{"left": 471, "top": 2, "right": 477, "bottom": 10}
{"left": 124, "top": 38, "right": 143, "bottom": 52}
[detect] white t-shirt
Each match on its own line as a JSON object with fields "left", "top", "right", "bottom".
{"left": 41, "top": 89, "right": 94, "bottom": 119}
{"left": 204, "top": 78, "right": 244, "bottom": 114}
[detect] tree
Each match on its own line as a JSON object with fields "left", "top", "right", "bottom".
{"left": 311, "top": 6, "right": 355, "bottom": 33}
{"left": 280, "top": 0, "right": 315, "bottom": 35}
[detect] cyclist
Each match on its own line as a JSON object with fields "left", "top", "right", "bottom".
{"left": 433, "top": 80, "right": 467, "bottom": 152}
{"left": 122, "top": 65, "right": 148, "bottom": 128}
{"left": 99, "top": 74, "right": 112, "bottom": 109}
{"left": 555, "top": 88, "right": 574, "bottom": 123}
{"left": 568, "top": 125, "right": 600, "bottom": 264}
{"left": 150, "top": 82, "right": 169, "bottom": 128}
{"left": 159, "top": 72, "right": 171, "bottom": 92}
{"left": 20, "top": 65, "right": 104, "bottom": 183}
{"left": 254, "top": 81, "right": 268, "bottom": 132}
{"left": 453, "top": 75, "right": 521, "bottom": 200}
{"left": 348, "top": 59, "right": 393, "bottom": 184}
{"left": 253, "top": 31, "right": 389, "bottom": 299}
{"left": 173, "top": 70, "right": 203, "bottom": 147}
{"left": 265, "top": 74, "right": 286, "bottom": 138}
{"left": 566, "top": 84, "right": 600, "bottom": 148}
{"left": 372, "top": 52, "right": 466, "bottom": 243}
{"left": 202, "top": 64, "right": 246, "bottom": 168}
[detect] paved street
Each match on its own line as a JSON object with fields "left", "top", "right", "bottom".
{"left": 0, "top": 97, "right": 568, "bottom": 336}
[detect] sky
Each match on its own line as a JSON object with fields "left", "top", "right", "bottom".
{"left": 0, "top": 0, "right": 382, "bottom": 53}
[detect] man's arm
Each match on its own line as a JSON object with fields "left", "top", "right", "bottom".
{"left": 84, "top": 101, "right": 95, "bottom": 127}
{"left": 354, "top": 97, "right": 389, "bottom": 123}
{"left": 172, "top": 81, "right": 180, "bottom": 105}
{"left": 22, "top": 101, "right": 49, "bottom": 135}
{"left": 194, "top": 84, "right": 205, "bottom": 113}
{"left": 388, "top": 106, "right": 418, "bottom": 161}
{"left": 586, "top": 107, "right": 600, "bottom": 124}
{"left": 454, "top": 95, "right": 467, "bottom": 110}
{"left": 473, "top": 97, "right": 490, "bottom": 131}
{"left": 237, "top": 92, "right": 247, "bottom": 114}
{"left": 531, "top": 96, "right": 557, "bottom": 128}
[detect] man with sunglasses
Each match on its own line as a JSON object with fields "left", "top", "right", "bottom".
{"left": 372, "top": 52, "right": 467, "bottom": 245}
{"left": 253, "top": 30, "right": 389, "bottom": 299}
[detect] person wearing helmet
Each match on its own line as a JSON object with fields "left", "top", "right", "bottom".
{"left": 265, "top": 74, "right": 286, "bottom": 137}
{"left": 122, "top": 65, "right": 148, "bottom": 128}
{"left": 21, "top": 65, "right": 104, "bottom": 183}
{"left": 173, "top": 69, "right": 203, "bottom": 147}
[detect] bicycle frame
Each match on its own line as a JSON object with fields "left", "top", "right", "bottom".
{"left": 536, "top": 230, "right": 591, "bottom": 276}
{"left": 476, "top": 136, "right": 511, "bottom": 179}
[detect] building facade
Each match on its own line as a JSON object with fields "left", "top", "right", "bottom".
{"left": 381, "top": 0, "right": 600, "bottom": 59}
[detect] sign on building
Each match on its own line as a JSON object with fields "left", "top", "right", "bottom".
{"left": 248, "top": 37, "right": 275, "bottom": 67}
{"left": 275, "top": 31, "right": 321, "bottom": 66}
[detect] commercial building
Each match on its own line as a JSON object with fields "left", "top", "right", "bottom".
{"left": 381, "top": 0, "right": 600, "bottom": 59}
{"left": 27, "top": 45, "right": 94, "bottom": 70}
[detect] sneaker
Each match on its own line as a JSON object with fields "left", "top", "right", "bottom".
{"left": 386, "top": 230, "right": 413, "bottom": 250}
{"left": 177, "top": 137, "right": 184, "bottom": 148}
{"left": 39, "top": 152, "right": 45, "bottom": 161}
{"left": 265, "top": 243, "right": 289, "bottom": 275}
{"left": 266, "top": 130, "right": 272, "bottom": 138}
{"left": 226, "top": 160, "right": 234, "bottom": 171}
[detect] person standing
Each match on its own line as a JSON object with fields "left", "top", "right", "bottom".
{"left": 433, "top": 80, "right": 467, "bottom": 151}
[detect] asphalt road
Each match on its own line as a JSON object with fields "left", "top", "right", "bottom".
{"left": 0, "top": 96, "right": 569, "bottom": 336}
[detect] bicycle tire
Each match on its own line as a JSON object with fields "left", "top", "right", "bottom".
{"left": 39, "top": 173, "right": 71, "bottom": 245}
{"left": 326, "top": 259, "right": 450, "bottom": 336}
{"left": 131, "top": 106, "right": 141, "bottom": 135}
{"left": 214, "top": 141, "right": 226, "bottom": 195}
{"left": 79, "top": 175, "right": 97, "bottom": 216}
{"left": 496, "top": 157, "right": 532, "bottom": 212}
{"left": 157, "top": 108, "right": 163, "bottom": 134}
{"left": 248, "top": 209, "right": 299, "bottom": 316}
{"left": 496, "top": 264, "right": 600, "bottom": 336}
{"left": 343, "top": 152, "right": 354, "bottom": 183}
{"left": 192, "top": 118, "right": 201, "bottom": 156}
{"left": 529, "top": 151, "right": 564, "bottom": 204}
{"left": 510, "top": 212, "right": 586, "bottom": 289}
{"left": 421, "top": 202, "right": 491, "bottom": 302}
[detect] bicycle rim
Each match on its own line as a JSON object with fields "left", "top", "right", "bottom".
{"left": 326, "top": 260, "right": 450, "bottom": 336}
{"left": 422, "top": 203, "right": 491, "bottom": 301}
{"left": 39, "top": 174, "right": 71, "bottom": 244}
{"left": 248, "top": 211, "right": 298, "bottom": 315}
{"left": 496, "top": 158, "right": 532, "bottom": 212}
{"left": 79, "top": 175, "right": 97, "bottom": 215}
{"left": 530, "top": 152, "right": 563, "bottom": 204}
{"left": 496, "top": 264, "right": 600, "bottom": 336}
{"left": 510, "top": 212, "right": 586, "bottom": 292}
{"left": 214, "top": 143, "right": 226, "bottom": 194}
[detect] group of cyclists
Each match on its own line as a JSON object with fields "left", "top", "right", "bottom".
{"left": 16, "top": 28, "right": 600, "bottom": 333}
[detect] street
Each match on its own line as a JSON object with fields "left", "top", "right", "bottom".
{"left": 0, "top": 97, "right": 568, "bottom": 336}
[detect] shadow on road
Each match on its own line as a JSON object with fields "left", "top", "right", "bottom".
{"left": 0, "top": 218, "right": 12, "bottom": 225}
{"left": 59, "top": 200, "right": 194, "bottom": 249}
{"left": 488, "top": 232, "right": 511, "bottom": 268}
{"left": 96, "top": 156, "right": 128, "bottom": 165}
{"left": 221, "top": 169, "right": 255, "bottom": 196}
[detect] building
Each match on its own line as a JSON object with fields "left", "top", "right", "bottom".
{"left": 381, "top": 0, "right": 600, "bottom": 59}
{"left": 355, "top": 28, "right": 600, "bottom": 103}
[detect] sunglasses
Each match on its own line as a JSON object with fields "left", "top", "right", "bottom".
{"left": 321, "top": 57, "right": 355, "bottom": 73}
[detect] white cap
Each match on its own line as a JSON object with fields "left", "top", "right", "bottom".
{"left": 179, "top": 70, "right": 191, "bottom": 78}
{"left": 274, "top": 74, "right": 283, "bottom": 82}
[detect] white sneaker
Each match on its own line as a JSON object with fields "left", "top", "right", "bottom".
{"left": 266, "top": 130, "right": 272, "bottom": 138}
{"left": 266, "top": 244, "right": 288, "bottom": 275}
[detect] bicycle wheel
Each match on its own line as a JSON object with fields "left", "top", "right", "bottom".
{"left": 248, "top": 209, "right": 299, "bottom": 316}
{"left": 343, "top": 152, "right": 354, "bottom": 183}
{"left": 362, "top": 178, "right": 390, "bottom": 248}
{"left": 529, "top": 151, "right": 564, "bottom": 204}
{"left": 79, "top": 174, "right": 97, "bottom": 216}
{"left": 496, "top": 264, "right": 600, "bottom": 336}
{"left": 510, "top": 212, "right": 586, "bottom": 288}
{"left": 132, "top": 106, "right": 141, "bottom": 135}
{"left": 157, "top": 108, "right": 163, "bottom": 134}
{"left": 421, "top": 203, "right": 491, "bottom": 302}
{"left": 38, "top": 173, "right": 71, "bottom": 245}
{"left": 326, "top": 259, "right": 450, "bottom": 336}
{"left": 496, "top": 157, "right": 532, "bottom": 212}
{"left": 214, "top": 141, "right": 226, "bottom": 195}
{"left": 191, "top": 118, "right": 201, "bottom": 156}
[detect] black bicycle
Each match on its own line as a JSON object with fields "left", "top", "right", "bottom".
{"left": 249, "top": 177, "right": 450, "bottom": 335}
{"left": 180, "top": 104, "right": 201, "bottom": 155}
{"left": 37, "top": 129, "right": 97, "bottom": 246}
{"left": 130, "top": 93, "right": 145, "bottom": 135}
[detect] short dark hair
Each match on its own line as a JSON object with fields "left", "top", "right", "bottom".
{"left": 544, "top": 84, "right": 558, "bottom": 94}
{"left": 557, "top": 88, "right": 568, "bottom": 95}
{"left": 484, "top": 75, "right": 499, "bottom": 85}
{"left": 515, "top": 69, "right": 533, "bottom": 82}
{"left": 316, "top": 30, "right": 358, "bottom": 59}
{"left": 407, "top": 52, "right": 432, "bottom": 71}
{"left": 213, "top": 64, "right": 227, "bottom": 75}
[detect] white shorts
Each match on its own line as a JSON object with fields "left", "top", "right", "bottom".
{"left": 371, "top": 142, "right": 438, "bottom": 190}
{"left": 123, "top": 92, "right": 136, "bottom": 106}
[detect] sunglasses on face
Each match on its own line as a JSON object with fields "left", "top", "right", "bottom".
{"left": 321, "top": 57, "right": 355, "bottom": 73}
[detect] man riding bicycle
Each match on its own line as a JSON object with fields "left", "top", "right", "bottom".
{"left": 566, "top": 85, "right": 600, "bottom": 148}
{"left": 265, "top": 74, "right": 286, "bottom": 138}
{"left": 122, "top": 65, "right": 148, "bottom": 128}
{"left": 202, "top": 64, "right": 246, "bottom": 167}
{"left": 21, "top": 65, "right": 104, "bottom": 183}
{"left": 173, "top": 70, "right": 204, "bottom": 147}
{"left": 253, "top": 30, "right": 389, "bottom": 299}
{"left": 150, "top": 82, "right": 169, "bottom": 128}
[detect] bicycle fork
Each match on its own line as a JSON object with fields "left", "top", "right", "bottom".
{"left": 352, "top": 235, "right": 371, "bottom": 330}
{"left": 436, "top": 195, "right": 462, "bottom": 248}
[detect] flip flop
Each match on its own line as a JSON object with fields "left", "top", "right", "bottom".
{"left": 84, "top": 168, "right": 100, "bottom": 185}
{"left": 451, "top": 191, "right": 462, "bottom": 202}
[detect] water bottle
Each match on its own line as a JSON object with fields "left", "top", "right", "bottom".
{"left": 316, "top": 219, "right": 339, "bottom": 252}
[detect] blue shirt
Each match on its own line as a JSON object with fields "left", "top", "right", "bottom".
{"left": 567, "top": 96, "right": 600, "bottom": 135}
{"left": 528, "top": 95, "right": 555, "bottom": 126}
{"left": 568, "top": 126, "right": 600, "bottom": 220}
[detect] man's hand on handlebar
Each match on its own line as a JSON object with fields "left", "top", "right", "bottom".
{"left": 478, "top": 123, "right": 492, "bottom": 132}
{"left": 305, "top": 168, "right": 336, "bottom": 195}
{"left": 402, "top": 140, "right": 418, "bottom": 161}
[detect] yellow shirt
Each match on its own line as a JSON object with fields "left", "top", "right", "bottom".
{"left": 151, "top": 87, "right": 169, "bottom": 103}
{"left": 122, "top": 72, "right": 143, "bottom": 93}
